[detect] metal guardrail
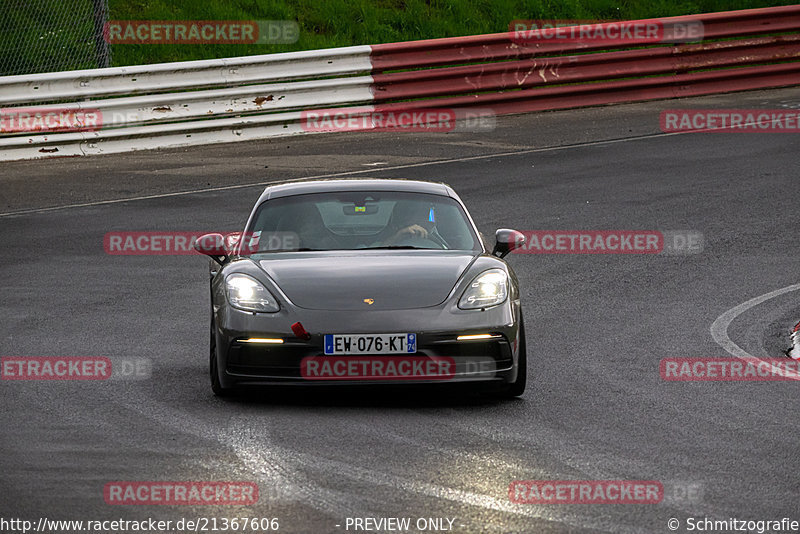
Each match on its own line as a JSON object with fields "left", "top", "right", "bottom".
{"left": 369, "top": 5, "right": 800, "bottom": 70}
{"left": 0, "top": 46, "right": 374, "bottom": 104}
{"left": 1, "top": 6, "right": 799, "bottom": 161}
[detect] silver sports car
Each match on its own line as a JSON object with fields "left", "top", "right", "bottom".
{"left": 195, "top": 178, "right": 527, "bottom": 397}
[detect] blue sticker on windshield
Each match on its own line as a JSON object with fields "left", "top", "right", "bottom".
{"left": 428, "top": 207, "right": 435, "bottom": 223}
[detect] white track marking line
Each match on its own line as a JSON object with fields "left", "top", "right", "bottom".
{"left": 296, "top": 453, "right": 640, "bottom": 534}
{"left": 1, "top": 114, "right": 783, "bottom": 219}
{"left": 710, "top": 283, "right": 800, "bottom": 380}
{"left": 0, "top": 130, "right": 694, "bottom": 218}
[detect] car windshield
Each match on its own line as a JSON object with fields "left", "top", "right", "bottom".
{"left": 242, "top": 191, "right": 481, "bottom": 254}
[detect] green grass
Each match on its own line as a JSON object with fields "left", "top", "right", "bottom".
{"left": 107, "top": 0, "right": 799, "bottom": 66}
{"left": 1, "top": 0, "right": 103, "bottom": 75}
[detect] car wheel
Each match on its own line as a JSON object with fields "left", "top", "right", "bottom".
{"left": 500, "top": 314, "right": 527, "bottom": 398}
{"left": 210, "top": 320, "right": 233, "bottom": 397}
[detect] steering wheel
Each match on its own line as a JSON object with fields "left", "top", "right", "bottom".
{"left": 427, "top": 227, "right": 449, "bottom": 249}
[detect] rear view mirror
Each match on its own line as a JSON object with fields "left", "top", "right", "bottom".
{"left": 492, "top": 229, "right": 526, "bottom": 258}
{"left": 194, "top": 233, "right": 227, "bottom": 260}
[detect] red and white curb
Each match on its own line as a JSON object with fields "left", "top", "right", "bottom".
{"left": 788, "top": 321, "right": 800, "bottom": 360}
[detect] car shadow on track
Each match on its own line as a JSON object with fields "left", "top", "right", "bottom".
{"left": 218, "top": 385, "right": 525, "bottom": 408}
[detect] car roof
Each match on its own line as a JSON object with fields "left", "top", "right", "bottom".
{"left": 256, "top": 178, "right": 456, "bottom": 202}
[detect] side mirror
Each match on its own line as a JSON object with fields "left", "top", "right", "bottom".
{"left": 194, "top": 233, "right": 228, "bottom": 263}
{"left": 492, "top": 229, "right": 525, "bottom": 258}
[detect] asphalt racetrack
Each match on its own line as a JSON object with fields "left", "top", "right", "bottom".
{"left": 2, "top": 87, "right": 799, "bottom": 533}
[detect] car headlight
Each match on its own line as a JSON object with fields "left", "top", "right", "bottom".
{"left": 225, "top": 274, "right": 280, "bottom": 313}
{"left": 458, "top": 269, "right": 508, "bottom": 310}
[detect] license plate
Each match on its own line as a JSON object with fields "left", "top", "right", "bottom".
{"left": 324, "top": 333, "right": 416, "bottom": 355}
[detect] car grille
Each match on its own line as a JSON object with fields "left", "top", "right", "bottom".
{"left": 225, "top": 334, "right": 513, "bottom": 379}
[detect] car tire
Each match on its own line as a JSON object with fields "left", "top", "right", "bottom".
{"left": 210, "top": 320, "right": 233, "bottom": 397}
{"left": 500, "top": 313, "right": 527, "bottom": 398}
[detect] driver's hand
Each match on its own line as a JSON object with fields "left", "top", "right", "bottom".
{"left": 398, "top": 224, "right": 428, "bottom": 239}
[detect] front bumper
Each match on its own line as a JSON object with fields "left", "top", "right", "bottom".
{"left": 214, "top": 303, "right": 521, "bottom": 388}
